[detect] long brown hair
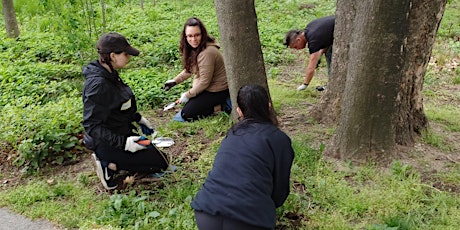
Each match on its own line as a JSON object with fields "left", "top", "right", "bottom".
{"left": 179, "top": 17, "right": 215, "bottom": 73}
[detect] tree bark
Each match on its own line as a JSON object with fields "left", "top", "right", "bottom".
{"left": 100, "top": 0, "right": 106, "bottom": 34}
{"left": 320, "top": 0, "right": 446, "bottom": 164}
{"left": 395, "top": 0, "right": 446, "bottom": 145}
{"left": 214, "top": 0, "right": 270, "bottom": 120}
{"left": 310, "top": 0, "right": 355, "bottom": 124}
{"left": 2, "top": 0, "right": 20, "bottom": 38}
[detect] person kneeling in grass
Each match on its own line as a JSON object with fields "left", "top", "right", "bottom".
{"left": 82, "top": 32, "right": 170, "bottom": 190}
{"left": 191, "top": 84, "right": 295, "bottom": 230}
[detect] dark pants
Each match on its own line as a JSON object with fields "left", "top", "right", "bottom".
{"left": 194, "top": 211, "right": 272, "bottom": 230}
{"left": 95, "top": 143, "right": 169, "bottom": 173}
{"left": 181, "top": 89, "right": 230, "bottom": 121}
{"left": 325, "top": 45, "right": 333, "bottom": 76}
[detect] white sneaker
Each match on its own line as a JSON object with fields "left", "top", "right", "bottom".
{"left": 92, "top": 154, "right": 117, "bottom": 190}
{"left": 296, "top": 84, "right": 308, "bottom": 91}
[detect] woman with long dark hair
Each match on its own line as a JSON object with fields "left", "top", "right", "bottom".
{"left": 191, "top": 84, "right": 295, "bottom": 230}
{"left": 163, "top": 17, "right": 230, "bottom": 121}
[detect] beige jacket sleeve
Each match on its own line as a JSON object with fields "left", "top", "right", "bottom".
{"left": 173, "top": 69, "right": 192, "bottom": 85}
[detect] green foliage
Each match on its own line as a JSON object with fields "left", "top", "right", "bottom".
{"left": 1, "top": 0, "right": 460, "bottom": 229}
{"left": 0, "top": 96, "right": 83, "bottom": 172}
{"left": 96, "top": 168, "right": 205, "bottom": 229}
{"left": 425, "top": 104, "right": 460, "bottom": 132}
{"left": 98, "top": 191, "right": 161, "bottom": 228}
{"left": 390, "top": 160, "right": 414, "bottom": 180}
{"left": 437, "top": 1, "right": 460, "bottom": 39}
{"left": 0, "top": 64, "right": 82, "bottom": 106}
{"left": 421, "top": 129, "right": 452, "bottom": 151}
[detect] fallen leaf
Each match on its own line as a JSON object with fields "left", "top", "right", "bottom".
{"left": 123, "top": 176, "right": 135, "bottom": 185}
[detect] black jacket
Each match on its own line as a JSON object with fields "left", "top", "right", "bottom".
{"left": 82, "top": 61, "right": 141, "bottom": 150}
{"left": 191, "top": 122, "right": 295, "bottom": 228}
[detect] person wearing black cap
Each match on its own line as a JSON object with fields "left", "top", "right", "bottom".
{"left": 82, "top": 32, "right": 170, "bottom": 190}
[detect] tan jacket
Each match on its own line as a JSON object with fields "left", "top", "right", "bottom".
{"left": 173, "top": 42, "right": 228, "bottom": 98}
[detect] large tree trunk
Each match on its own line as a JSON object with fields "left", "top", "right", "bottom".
{"left": 310, "top": 1, "right": 355, "bottom": 124}
{"left": 214, "top": 0, "right": 269, "bottom": 120}
{"left": 395, "top": 0, "right": 446, "bottom": 145}
{"left": 318, "top": 0, "right": 446, "bottom": 163}
{"left": 2, "top": 0, "right": 20, "bottom": 38}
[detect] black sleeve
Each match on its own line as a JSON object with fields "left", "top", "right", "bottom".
{"left": 270, "top": 131, "right": 295, "bottom": 207}
{"left": 133, "top": 112, "right": 142, "bottom": 123}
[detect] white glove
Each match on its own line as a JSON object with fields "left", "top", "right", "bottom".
{"left": 296, "top": 83, "right": 308, "bottom": 91}
{"left": 138, "top": 116, "right": 153, "bottom": 129}
{"left": 179, "top": 93, "right": 189, "bottom": 104}
{"left": 124, "top": 136, "right": 147, "bottom": 153}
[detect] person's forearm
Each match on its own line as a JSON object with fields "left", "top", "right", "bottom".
{"left": 304, "top": 51, "right": 321, "bottom": 85}
{"left": 304, "top": 68, "right": 315, "bottom": 85}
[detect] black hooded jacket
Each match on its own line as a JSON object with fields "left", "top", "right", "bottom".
{"left": 82, "top": 61, "right": 141, "bottom": 150}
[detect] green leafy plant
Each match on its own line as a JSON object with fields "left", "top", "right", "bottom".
{"left": 1, "top": 0, "right": 460, "bottom": 229}
{"left": 1, "top": 97, "right": 83, "bottom": 172}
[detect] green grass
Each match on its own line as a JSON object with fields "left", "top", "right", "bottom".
{"left": 425, "top": 105, "right": 460, "bottom": 132}
{"left": 1, "top": 0, "right": 460, "bottom": 229}
{"left": 0, "top": 178, "right": 110, "bottom": 228}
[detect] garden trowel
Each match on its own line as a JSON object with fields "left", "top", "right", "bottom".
{"left": 163, "top": 101, "right": 178, "bottom": 111}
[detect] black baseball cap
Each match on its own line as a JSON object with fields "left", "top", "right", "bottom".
{"left": 96, "top": 32, "right": 140, "bottom": 56}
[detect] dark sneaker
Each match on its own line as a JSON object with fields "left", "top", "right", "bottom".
{"left": 92, "top": 154, "right": 117, "bottom": 190}
{"left": 316, "top": 85, "right": 327, "bottom": 91}
{"left": 152, "top": 165, "right": 178, "bottom": 178}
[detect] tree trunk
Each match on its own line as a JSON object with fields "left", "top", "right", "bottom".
{"left": 310, "top": 0, "right": 355, "bottom": 124}
{"left": 2, "top": 0, "right": 20, "bottom": 38}
{"left": 395, "top": 0, "right": 446, "bottom": 145}
{"left": 214, "top": 0, "right": 270, "bottom": 120}
{"left": 321, "top": 0, "right": 446, "bottom": 164}
{"left": 100, "top": 0, "right": 106, "bottom": 34}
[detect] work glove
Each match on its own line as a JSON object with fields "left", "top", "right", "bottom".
{"left": 138, "top": 116, "right": 154, "bottom": 135}
{"left": 163, "top": 80, "right": 177, "bottom": 91}
{"left": 179, "top": 93, "right": 189, "bottom": 104}
{"left": 296, "top": 83, "right": 308, "bottom": 91}
{"left": 125, "top": 136, "right": 147, "bottom": 153}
